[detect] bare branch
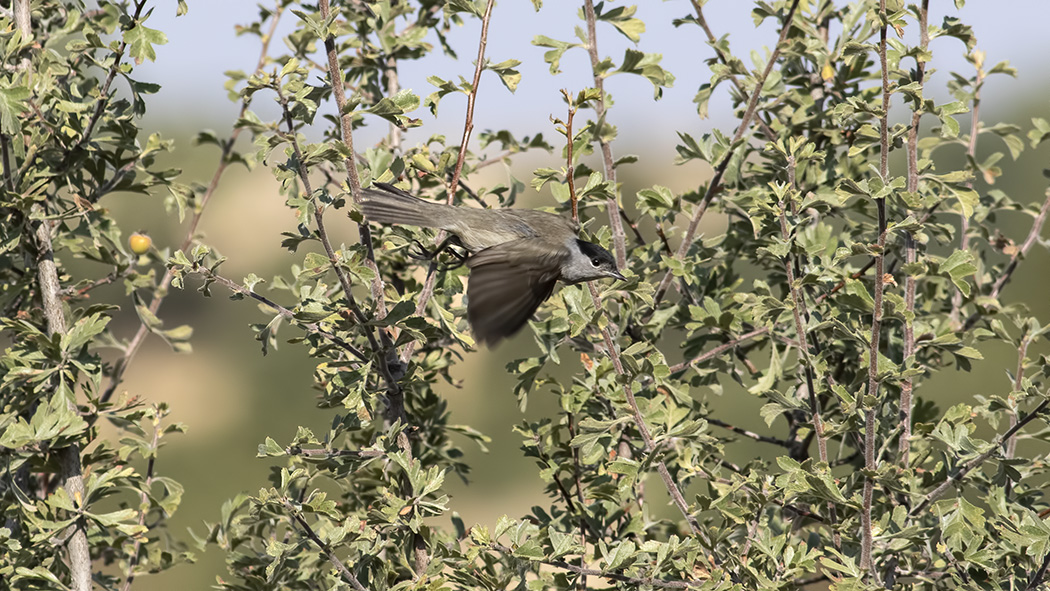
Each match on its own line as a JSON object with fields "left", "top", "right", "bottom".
{"left": 317, "top": 0, "right": 388, "bottom": 317}
{"left": 193, "top": 267, "right": 369, "bottom": 363}
{"left": 587, "top": 283, "right": 704, "bottom": 541}
{"left": 962, "top": 190, "right": 1050, "bottom": 331}
{"left": 669, "top": 327, "right": 769, "bottom": 373}
{"left": 489, "top": 543, "right": 703, "bottom": 589}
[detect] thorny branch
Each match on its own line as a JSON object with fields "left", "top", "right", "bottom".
{"left": 282, "top": 499, "right": 368, "bottom": 591}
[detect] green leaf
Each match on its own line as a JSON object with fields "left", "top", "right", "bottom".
{"left": 123, "top": 24, "right": 168, "bottom": 62}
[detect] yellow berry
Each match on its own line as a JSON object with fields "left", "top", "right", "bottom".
{"left": 129, "top": 233, "right": 152, "bottom": 255}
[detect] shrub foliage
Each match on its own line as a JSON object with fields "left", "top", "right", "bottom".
{"left": 3, "top": 1, "right": 1050, "bottom": 590}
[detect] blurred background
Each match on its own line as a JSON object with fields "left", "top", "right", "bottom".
{"left": 93, "top": 1, "right": 1050, "bottom": 587}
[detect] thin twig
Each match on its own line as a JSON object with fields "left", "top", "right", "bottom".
{"left": 706, "top": 417, "right": 791, "bottom": 447}
{"left": 100, "top": 5, "right": 284, "bottom": 404}
{"left": 651, "top": 0, "right": 801, "bottom": 308}
{"left": 961, "top": 190, "right": 1050, "bottom": 331}
{"left": 317, "top": 0, "right": 388, "bottom": 317}
{"left": 194, "top": 267, "right": 368, "bottom": 363}
{"left": 399, "top": 0, "right": 495, "bottom": 364}
{"left": 490, "top": 543, "right": 703, "bottom": 589}
{"left": 949, "top": 51, "right": 985, "bottom": 327}
{"left": 287, "top": 447, "right": 385, "bottom": 459}
{"left": 861, "top": 0, "right": 890, "bottom": 573}
{"left": 582, "top": 0, "right": 627, "bottom": 269}
{"left": 1006, "top": 336, "right": 1031, "bottom": 461}
{"left": 778, "top": 166, "right": 837, "bottom": 542}
{"left": 118, "top": 412, "right": 161, "bottom": 591}
{"left": 688, "top": 1, "right": 777, "bottom": 142}
{"left": 669, "top": 327, "right": 769, "bottom": 373}
{"left": 910, "top": 396, "right": 1050, "bottom": 517}
{"left": 1025, "top": 548, "right": 1050, "bottom": 591}
{"left": 275, "top": 87, "right": 399, "bottom": 397}
{"left": 282, "top": 499, "right": 368, "bottom": 591}
{"left": 587, "top": 283, "right": 703, "bottom": 540}
{"left": 899, "top": 0, "right": 929, "bottom": 469}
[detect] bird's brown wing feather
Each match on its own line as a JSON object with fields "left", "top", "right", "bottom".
{"left": 466, "top": 239, "right": 567, "bottom": 345}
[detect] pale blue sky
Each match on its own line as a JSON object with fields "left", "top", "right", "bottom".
{"left": 138, "top": 1, "right": 1050, "bottom": 158}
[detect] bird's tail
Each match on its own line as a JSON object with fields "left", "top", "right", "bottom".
{"left": 360, "top": 183, "right": 451, "bottom": 229}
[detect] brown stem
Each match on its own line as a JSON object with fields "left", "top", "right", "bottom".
{"left": 586, "top": 283, "right": 703, "bottom": 540}
{"left": 962, "top": 189, "right": 1050, "bottom": 331}
{"left": 899, "top": 0, "right": 930, "bottom": 468}
{"left": 688, "top": 0, "right": 777, "bottom": 142}
{"left": 275, "top": 91, "right": 398, "bottom": 395}
{"left": 282, "top": 500, "right": 368, "bottom": 591}
{"left": 490, "top": 543, "right": 703, "bottom": 589}
{"left": 118, "top": 412, "right": 161, "bottom": 591}
{"left": 949, "top": 52, "right": 985, "bottom": 327}
{"left": 582, "top": 0, "right": 627, "bottom": 269}
{"left": 652, "top": 0, "right": 801, "bottom": 308}
{"left": 399, "top": 0, "right": 495, "bottom": 364}
{"left": 195, "top": 267, "right": 368, "bottom": 363}
{"left": 706, "top": 417, "right": 791, "bottom": 447}
{"left": 861, "top": 0, "right": 890, "bottom": 573}
{"left": 101, "top": 5, "right": 284, "bottom": 404}
{"left": 669, "top": 327, "right": 769, "bottom": 373}
{"left": 910, "top": 396, "right": 1050, "bottom": 517}
{"left": 565, "top": 96, "right": 579, "bottom": 223}
{"left": 17, "top": 0, "right": 90, "bottom": 587}
{"left": 317, "top": 0, "right": 387, "bottom": 317}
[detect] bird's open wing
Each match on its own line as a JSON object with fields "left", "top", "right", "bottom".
{"left": 465, "top": 239, "right": 567, "bottom": 345}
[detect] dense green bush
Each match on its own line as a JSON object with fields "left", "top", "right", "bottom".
{"left": 3, "top": 1, "right": 1050, "bottom": 590}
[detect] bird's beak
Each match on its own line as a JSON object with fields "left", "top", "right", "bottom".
{"left": 610, "top": 270, "right": 627, "bottom": 281}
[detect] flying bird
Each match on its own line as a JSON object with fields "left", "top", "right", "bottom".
{"left": 361, "top": 182, "right": 625, "bottom": 345}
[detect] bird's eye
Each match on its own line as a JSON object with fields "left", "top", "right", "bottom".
{"left": 590, "top": 257, "right": 601, "bottom": 267}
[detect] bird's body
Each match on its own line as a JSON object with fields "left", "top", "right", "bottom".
{"left": 361, "top": 182, "right": 624, "bottom": 345}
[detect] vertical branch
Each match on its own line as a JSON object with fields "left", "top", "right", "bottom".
{"left": 651, "top": 0, "right": 800, "bottom": 308}
{"left": 949, "top": 54, "right": 985, "bottom": 327}
{"left": 1006, "top": 336, "right": 1031, "bottom": 462}
{"left": 563, "top": 93, "right": 580, "bottom": 223}
{"left": 899, "top": 0, "right": 929, "bottom": 468}
{"left": 101, "top": 5, "right": 285, "bottom": 403}
{"left": 586, "top": 284, "right": 704, "bottom": 540}
{"left": 567, "top": 415, "right": 587, "bottom": 590}
{"left": 581, "top": 0, "right": 626, "bottom": 269}
{"left": 384, "top": 55, "right": 402, "bottom": 152}
{"left": 318, "top": 0, "right": 388, "bottom": 318}
{"left": 399, "top": 0, "right": 495, "bottom": 364}
{"left": 15, "top": 1, "right": 90, "bottom": 588}
{"left": 779, "top": 162, "right": 838, "bottom": 546}
{"left": 861, "top": 0, "right": 890, "bottom": 574}
{"left": 118, "top": 412, "right": 160, "bottom": 591}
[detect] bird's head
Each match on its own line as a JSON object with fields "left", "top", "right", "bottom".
{"left": 562, "top": 239, "right": 627, "bottom": 284}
